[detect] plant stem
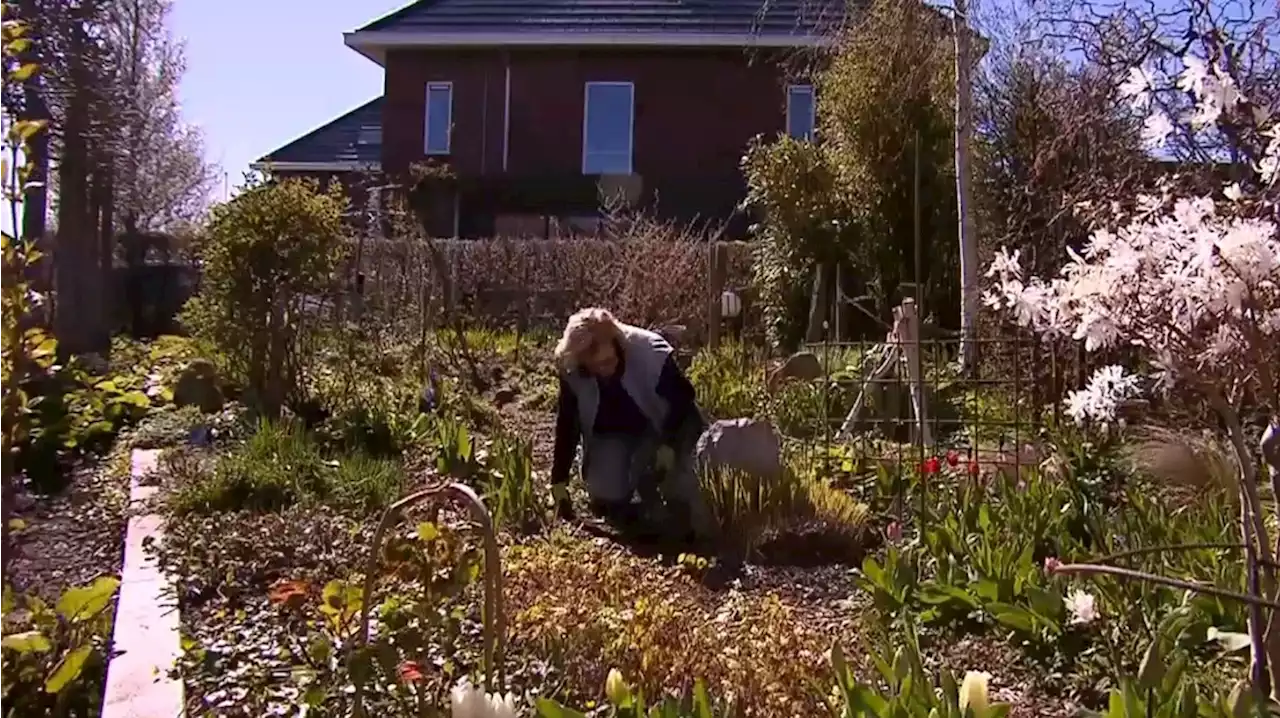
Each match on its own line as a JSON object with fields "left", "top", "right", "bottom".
{"left": 1088, "top": 542, "right": 1280, "bottom": 570}
{"left": 1052, "top": 563, "right": 1280, "bottom": 611}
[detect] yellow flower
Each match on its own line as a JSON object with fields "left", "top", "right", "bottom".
{"left": 958, "top": 671, "right": 992, "bottom": 717}
{"left": 605, "top": 668, "right": 629, "bottom": 705}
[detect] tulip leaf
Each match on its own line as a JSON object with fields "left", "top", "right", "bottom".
{"left": 535, "top": 698, "right": 589, "bottom": 718}
{"left": 44, "top": 644, "right": 93, "bottom": 694}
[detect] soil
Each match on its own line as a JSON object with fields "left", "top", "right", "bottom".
{"left": 4, "top": 455, "right": 130, "bottom": 602}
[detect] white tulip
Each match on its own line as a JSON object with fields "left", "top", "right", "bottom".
{"left": 487, "top": 691, "right": 519, "bottom": 718}
{"left": 958, "top": 671, "right": 991, "bottom": 717}
{"left": 450, "top": 679, "right": 487, "bottom": 718}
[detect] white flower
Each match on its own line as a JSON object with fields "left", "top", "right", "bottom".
{"left": 450, "top": 679, "right": 488, "bottom": 718}
{"left": 605, "top": 668, "right": 629, "bottom": 705}
{"left": 487, "top": 691, "right": 518, "bottom": 718}
{"left": 1141, "top": 112, "right": 1175, "bottom": 150}
{"left": 1223, "top": 183, "right": 1243, "bottom": 202}
{"left": 1063, "top": 366, "right": 1140, "bottom": 426}
{"left": 959, "top": 671, "right": 992, "bottom": 716}
{"left": 450, "top": 679, "right": 519, "bottom": 718}
{"left": 1119, "top": 66, "right": 1154, "bottom": 107}
{"left": 1177, "top": 55, "right": 1209, "bottom": 97}
{"left": 1066, "top": 589, "right": 1099, "bottom": 625}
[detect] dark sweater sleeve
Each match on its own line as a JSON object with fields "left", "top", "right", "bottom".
{"left": 551, "top": 377, "right": 580, "bottom": 487}
{"left": 656, "top": 355, "right": 697, "bottom": 442}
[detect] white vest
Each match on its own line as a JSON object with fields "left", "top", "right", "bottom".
{"left": 562, "top": 321, "right": 673, "bottom": 442}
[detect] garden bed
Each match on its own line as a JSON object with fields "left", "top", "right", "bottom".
{"left": 5, "top": 454, "right": 130, "bottom": 603}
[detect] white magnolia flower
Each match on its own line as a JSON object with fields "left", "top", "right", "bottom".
{"left": 1177, "top": 55, "right": 1209, "bottom": 98}
{"left": 1066, "top": 589, "right": 1099, "bottom": 625}
{"left": 1141, "top": 112, "right": 1175, "bottom": 150}
{"left": 1118, "top": 66, "right": 1153, "bottom": 106}
{"left": 1223, "top": 183, "right": 1243, "bottom": 202}
{"left": 1062, "top": 366, "right": 1140, "bottom": 426}
{"left": 959, "top": 671, "right": 992, "bottom": 716}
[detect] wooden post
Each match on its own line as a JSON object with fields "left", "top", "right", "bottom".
{"left": 898, "top": 299, "right": 933, "bottom": 448}
{"left": 448, "top": 243, "right": 460, "bottom": 313}
{"left": 708, "top": 242, "right": 726, "bottom": 348}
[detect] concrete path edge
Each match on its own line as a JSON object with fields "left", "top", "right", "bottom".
{"left": 101, "top": 448, "right": 185, "bottom": 718}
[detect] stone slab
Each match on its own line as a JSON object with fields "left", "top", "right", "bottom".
{"left": 101, "top": 448, "right": 185, "bottom": 718}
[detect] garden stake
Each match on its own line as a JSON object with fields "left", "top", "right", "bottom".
{"left": 354, "top": 481, "right": 505, "bottom": 713}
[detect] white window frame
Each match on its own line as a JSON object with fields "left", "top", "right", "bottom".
{"left": 581, "top": 81, "right": 635, "bottom": 175}
{"left": 786, "top": 84, "right": 816, "bottom": 142}
{"left": 424, "top": 81, "right": 453, "bottom": 155}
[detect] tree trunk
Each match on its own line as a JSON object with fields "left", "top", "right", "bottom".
{"left": 953, "top": 0, "right": 980, "bottom": 374}
{"left": 54, "top": 43, "right": 106, "bottom": 357}
{"left": 94, "top": 160, "right": 116, "bottom": 340}
{"left": 55, "top": 90, "right": 101, "bottom": 355}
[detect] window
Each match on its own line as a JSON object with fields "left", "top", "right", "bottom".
{"left": 787, "top": 84, "right": 815, "bottom": 141}
{"left": 424, "top": 82, "right": 453, "bottom": 155}
{"left": 582, "top": 82, "right": 634, "bottom": 175}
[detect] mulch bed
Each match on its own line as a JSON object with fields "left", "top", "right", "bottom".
{"left": 152, "top": 394, "right": 1085, "bottom": 717}
{"left": 4, "top": 455, "right": 131, "bottom": 601}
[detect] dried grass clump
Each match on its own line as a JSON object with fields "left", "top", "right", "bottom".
{"left": 1124, "top": 425, "right": 1237, "bottom": 491}
{"left": 502, "top": 532, "right": 842, "bottom": 716}
{"left": 701, "top": 467, "right": 870, "bottom": 561}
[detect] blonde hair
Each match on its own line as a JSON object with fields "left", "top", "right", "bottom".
{"left": 555, "top": 307, "right": 623, "bottom": 371}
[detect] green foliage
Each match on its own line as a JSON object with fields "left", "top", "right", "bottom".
{"left": 1083, "top": 608, "right": 1275, "bottom": 718}
{"left": 1, "top": 577, "right": 121, "bottom": 716}
{"left": 686, "top": 341, "right": 770, "bottom": 421}
{"left": 742, "top": 0, "right": 957, "bottom": 347}
{"left": 482, "top": 432, "right": 544, "bottom": 534}
{"left": 847, "top": 427, "right": 1249, "bottom": 698}
{"left": 13, "top": 336, "right": 199, "bottom": 491}
{"left": 181, "top": 178, "right": 347, "bottom": 417}
{"left": 168, "top": 419, "right": 406, "bottom": 514}
{"left": 16, "top": 363, "right": 152, "bottom": 489}
{"left": 830, "top": 623, "right": 1011, "bottom": 718}
{"left": 263, "top": 517, "right": 488, "bottom": 715}
{"left": 430, "top": 414, "right": 545, "bottom": 533}
{"left": 536, "top": 671, "right": 736, "bottom": 718}
{"left": 309, "top": 342, "right": 432, "bottom": 457}
{"left": 742, "top": 137, "right": 851, "bottom": 350}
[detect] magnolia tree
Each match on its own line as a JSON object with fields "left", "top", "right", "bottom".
{"left": 986, "top": 51, "right": 1280, "bottom": 696}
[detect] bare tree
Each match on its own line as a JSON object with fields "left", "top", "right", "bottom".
{"left": 103, "top": 0, "right": 216, "bottom": 233}
{"left": 1032, "top": 0, "right": 1280, "bottom": 176}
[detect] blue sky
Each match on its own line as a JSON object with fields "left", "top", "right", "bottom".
{"left": 171, "top": 0, "right": 405, "bottom": 200}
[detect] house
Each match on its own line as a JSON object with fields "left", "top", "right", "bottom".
{"left": 250, "top": 0, "right": 845, "bottom": 237}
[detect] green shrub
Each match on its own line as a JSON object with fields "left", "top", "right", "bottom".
{"left": 687, "top": 341, "right": 769, "bottom": 422}
{"left": 181, "top": 178, "right": 347, "bottom": 418}
{"left": 18, "top": 360, "right": 157, "bottom": 492}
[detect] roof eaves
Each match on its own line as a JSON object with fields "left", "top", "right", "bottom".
{"left": 255, "top": 97, "right": 383, "bottom": 166}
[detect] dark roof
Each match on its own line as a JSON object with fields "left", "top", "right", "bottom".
{"left": 355, "top": 0, "right": 845, "bottom": 38}
{"left": 254, "top": 97, "right": 383, "bottom": 167}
